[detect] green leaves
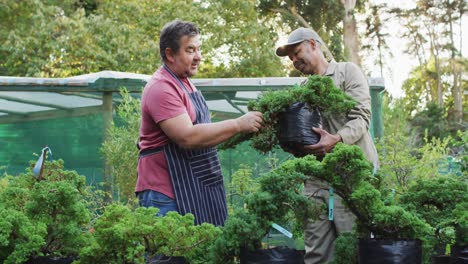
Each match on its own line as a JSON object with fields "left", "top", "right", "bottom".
{"left": 211, "top": 146, "right": 322, "bottom": 261}
{"left": 267, "top": 143, "right": 433, "bottom": 243}
{"left": 79, "top": 204, "right": 221, "bottom": 264}
{"left": 1, "top": 0, "right": 283, "bottom": 78}
{"left": 400, "top": 176, "right": 468, "bottom": 247}
{"left": 101, "top": 88, "right": 141, "bottom": 200}
{"left": 250, "top": 75, "right": 356, "bottom": 117}
{"left": 0, "top": 159, "right": 91, "bottom": 261}
{"left": 0, "top": 207, "right": 47, "bottom": 264}
{"left": 222, "top": 75, "right": 357, "bottom": 152}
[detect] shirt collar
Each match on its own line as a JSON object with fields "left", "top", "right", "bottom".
{"left": 323, "top": 60, "right": 337, "bottom": 76}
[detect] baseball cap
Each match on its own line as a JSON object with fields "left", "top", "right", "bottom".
{"left": 275, "top": 27, "right": 323, "bottom": 57}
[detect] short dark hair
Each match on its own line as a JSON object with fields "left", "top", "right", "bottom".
{"left": 159, "top": 20, "right": 200, "bottom": 62}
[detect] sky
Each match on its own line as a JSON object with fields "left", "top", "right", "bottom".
{"left": 362, "top": 0, "right": 467, "bottom": 98}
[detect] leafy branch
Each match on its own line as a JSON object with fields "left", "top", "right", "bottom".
{"left": 220, "top": 75, "right": 356, "bottom": 152}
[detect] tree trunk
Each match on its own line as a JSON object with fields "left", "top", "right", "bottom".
{"left": 426, "top": 23, "right": 443, "bottom": 107}
{"left": 434, "top": 56, "right": 443, "bottom": 107}
{"left": 341, "top": 0, "right": 361, "bottom": 65}
{"left": 448, "top": 11, "right": 463, "bottom": 123}
{"left": 451, "top": 70, "right": 463, "bottom": 123}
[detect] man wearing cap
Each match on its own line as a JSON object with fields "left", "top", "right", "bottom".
{"left": 276, "top": 27, "right": 379, "bottom": 263}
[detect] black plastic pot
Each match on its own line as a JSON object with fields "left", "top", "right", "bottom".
{"left": 451, "top": 246, "right": 468, "bottom": 264}
{"left": 358, "top": 239, "right": 422, "bottom": 264}
{"left": 25, "top": 256, "right": 77, "bottom": 264}
{"left": 147, "top": 255, "right": 187, "bottom": 264}
{"left": 240, "top": 247, "right": 304, "bottom": 264}
{"left": 279, "top": 102, "right": 322, "bottom": 150}
{"left": 431, "top": 255, "right": 451, "bottom": 264}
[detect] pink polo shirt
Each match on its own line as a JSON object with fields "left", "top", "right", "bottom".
{"left": 135, "top": 67, "right": 196, "bottom": 199}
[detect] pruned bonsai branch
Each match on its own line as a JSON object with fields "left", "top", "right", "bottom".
{"left": 220, "top": 75, "right": 356, "bottom": 153}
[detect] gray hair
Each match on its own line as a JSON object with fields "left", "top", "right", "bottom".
{"left": 159, "top": 20, "right": 200, "bottom": 62}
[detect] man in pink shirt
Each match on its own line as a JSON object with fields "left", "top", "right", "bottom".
{"left": 136, "top": 20, "right": 263, "bottom": 226}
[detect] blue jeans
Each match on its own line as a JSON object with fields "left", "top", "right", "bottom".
{"left": 137, "top": 190, "right": 178, "bottom": 216}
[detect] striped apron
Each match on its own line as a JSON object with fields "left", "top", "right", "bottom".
{"left": 154, "top": 65, "right": 228, "bottom": 226}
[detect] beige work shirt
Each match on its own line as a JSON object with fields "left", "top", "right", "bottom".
{"left": 322, "top": 61, "right": 379, "bottom": 170}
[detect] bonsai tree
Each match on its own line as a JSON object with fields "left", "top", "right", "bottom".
{"left": 210, "top": 157, "right": 321, "bottom": 263}
{"left": 0, "top": 205, "right": 47, "bottom": 264}
{"left": 78, "top": 204, "right": 221, "bottom": 264}
{"left": 213, "top": 145, "right": 435, "bottom": 262}
{"left": 283, "top": 144, "right": 433, "bottom": 263}
{"left": 218, "top": 144, "right": 432, "bottom": 263}
{"left": 400, "top": 176, "right": 468, "bottom": 256}
{"left": 0, "top": 159, "right": 92, "bottom": 263}
{"left": 221, "top": 75, "right": 357, "bottom": 152}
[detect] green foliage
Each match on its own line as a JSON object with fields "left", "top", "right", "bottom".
{"left": 374, "top": 132, "right": 420, "bottom": 191}
{"left": 0, "top": 159, "right": 91, "bottom": 262}
{"left": 401, "top": 176, "right": 468, "bottom": 251}
{"left": 210, "top": 154, "right": 321, "bottom": 262}
{"left": 257, "top": 0, "right": 349, "bottom": 63}
{"left": 209, "top": 209, "right": 265, "bottom": 264}
{"left": 452, "top": 202, "right": 468, "bottom": 247}
{"left": 254, "top": 167, "right": 319, "bottom": 237}
{"left": 376, "top": 97, "right": 467, "bottom": 260}
{"left": 290, "top": 144, "right": 436, "bottom": 261}
{"left": 213, "top": 143, "right": 438, "bottom": 262}
{"left": 279, "top": 144, "right": 432, "bottom": 240}
{"left": 0, "top": 156, "right": 225, "bottom": 263}
{"left": 0, "top": 0, "right": 283, "bottom": 78}
{"left": 450, "top": 130, "right": 468, "bottom": 171}
{"left": 394, "top": 0, "right": 467, "bottom": 122}
{"left": 0, "top": 175, "right": 7, "bottom": 190}
{"left": 199, "top": 0, "right": 285, "bottom": 78}
{"left": 229, "top": 165, "right": 259, "bottom": 198}
{"left": 329, "top": 232, "right": 358, "bottom": 264}
{"left": 376, "top": 99, "right": 465, "bottom": 192}
{"left": 0, "top": 206, "right": 47, "bottom": 264}
{"left": 409, "top": 102, "right": 457, "bottom": 144}
{"left": 226, "top": 164, "right": 260, "bottom": 212}
{"left": 370, "top": 205, "right": 430, "bottom": 240}
{"left": 221, "top": 75, "right": 356, "bottom": 152}
{"left": 101, "top": 88, "right": 140, "bottom": 201}
{"left": 377, "top": 129, "right": 462, "bottom": 192}
{"left": 78, "top": 204, "right": 221, "bottom": 264}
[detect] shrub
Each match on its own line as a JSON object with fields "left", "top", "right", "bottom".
{"left": 210, "top": 153, "right": 324, "bottom": 262}
{"left": 401, "top": 176, "right": 468, "bottom": 253}
{"left": 0, "top": 159, "right": 91, "bottom": 262}
{"left": 79, "top": 204, "right": 221, "bottom": 264}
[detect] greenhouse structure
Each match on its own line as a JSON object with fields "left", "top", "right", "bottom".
{"left": 0, "top": 71, "right": 385, "bottom": 186}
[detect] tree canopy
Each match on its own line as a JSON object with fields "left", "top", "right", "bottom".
{"left": 0, "top": 0, "right": 284, "bottom": 78}
{"left": 1, "top": 0, "right": 466, "bottom": 183}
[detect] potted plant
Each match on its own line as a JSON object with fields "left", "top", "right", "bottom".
{"left": 211, "top": 143, "right": 434, "bottom": 263}
{"left": 209, "top": 157, "right": 321, "bottom": 263}
{"left": 400, "top": 176, "right": 468, "bottom": 264}
{"left": 221, "top": 75, "right": 356, "bottom": 153}
{"left": 295, "top": 144, "right": 435, "bottom": 263}
{"left": 212, "top": 75, "right": 359, "bottom": 263}
{"left": 0, "top": 159, "right": 92, "bottom": 264}
{"left": 78, "top": 204, "right": 221, "bottom": 264}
